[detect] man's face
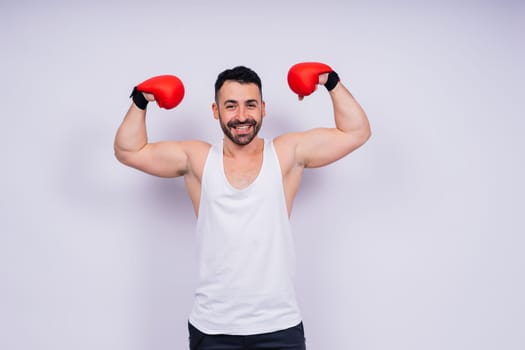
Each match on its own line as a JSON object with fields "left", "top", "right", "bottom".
{"left": 213, "top": 81, "right": 265, "bottom": 146}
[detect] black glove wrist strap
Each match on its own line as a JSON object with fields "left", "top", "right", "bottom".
{"left": 324, "top": 71, "right": 340, "bottom": 92}
{"left": 130, "top": 87, "right": 149, "bottom": 110}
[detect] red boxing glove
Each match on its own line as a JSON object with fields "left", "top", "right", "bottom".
{"left": 287, "top": 62, "right": 333, "bottom": 97}
{"left": 136, "top": 75, "right": 185, "bottom": 109}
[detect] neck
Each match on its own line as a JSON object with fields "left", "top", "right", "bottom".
{"left": 223, "top": 137, "right": 264, "bottom": 158}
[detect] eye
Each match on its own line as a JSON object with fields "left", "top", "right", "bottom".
{"left": 225, "top": 104, "right": 236, "bottom": 110}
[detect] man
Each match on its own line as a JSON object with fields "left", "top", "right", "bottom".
{"left": 114, "top": 63, "right": 371, "bottom": 349}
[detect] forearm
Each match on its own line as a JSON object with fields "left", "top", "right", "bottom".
{"left": 329, "top": 82, "right": 371, "bottom": 139}
{"left": 114, "top": 103, "right": 148, "bottom": 157}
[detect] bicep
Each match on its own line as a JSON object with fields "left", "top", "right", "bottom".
{"left": 295, "top": 128, "right": 368, "bottom": 168}
{"left": 117, "top": 140, "right": 191, "bottom": 178}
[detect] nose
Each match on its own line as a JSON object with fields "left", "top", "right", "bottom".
{"left": 238, "top": 106, "right": 248, "bottom": 121}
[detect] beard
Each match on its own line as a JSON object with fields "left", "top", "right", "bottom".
{"left": 219, "top": 114, "right": 262, "bottom": 145}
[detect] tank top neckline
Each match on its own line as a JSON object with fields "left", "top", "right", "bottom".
{"left": 219, "top": 139, "right": 267, "bottom": 193}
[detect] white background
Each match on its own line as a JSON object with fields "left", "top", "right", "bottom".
{"left": 1, "top": 1, "right": 524, "bottom": 349}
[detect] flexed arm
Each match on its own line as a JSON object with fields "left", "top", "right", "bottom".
{"left": 114, "top": 75, "right": 201, "bottom": 178}
{"left": 286, "top": 62, "right": 371, "bottom": 168}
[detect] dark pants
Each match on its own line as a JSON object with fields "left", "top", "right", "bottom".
{"left": 188, "top": 322, "right": 307, "bottom": 350}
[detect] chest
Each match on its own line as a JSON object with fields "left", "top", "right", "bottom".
{"left": 223, "top": 154, "right": 263, "bottom": 190}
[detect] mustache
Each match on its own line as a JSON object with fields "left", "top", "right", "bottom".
{"left": 227, "top": 119, "right": 257, "bottom": 128}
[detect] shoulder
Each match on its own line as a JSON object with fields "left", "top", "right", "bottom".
{"left": 182, "top": 140, "right": 212, "bottom": 165}
{"left": 272, "top": 132, "right": 305, "bottom": 173}
{"left": 182, "top": 140, "right": 212, "bottom": 178}
{"left": 272, "top": 132, "right": 302, "bottom": 151}
{"left": 182, "top": 140, "right": 212, "bottom": 154}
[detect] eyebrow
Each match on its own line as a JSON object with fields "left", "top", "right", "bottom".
{"left": 223, "top": 99, "right": 259, "bottom": 105}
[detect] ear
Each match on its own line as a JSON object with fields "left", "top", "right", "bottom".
{"left": 261, "top": 100, "right": 266, "bottom": 118}
{"left": 212, "top": 102, "right": 219, "bottom": 120}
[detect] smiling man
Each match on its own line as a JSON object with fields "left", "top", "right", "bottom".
{"left": 215, "top": 77, "right": 264, "bottom": 146}
{"left": 114, "top": 64, "right": 371, "bottom": 349}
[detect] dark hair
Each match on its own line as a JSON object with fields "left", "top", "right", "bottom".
{"left": 214, "top": 66, "right": 262, "bottom": 101}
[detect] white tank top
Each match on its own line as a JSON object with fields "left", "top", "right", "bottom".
{"left": 189, "top": 139, "right": 302, "bottom": 335}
